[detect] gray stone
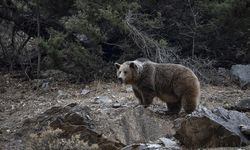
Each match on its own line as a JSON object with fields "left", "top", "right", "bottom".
{"left": 159, "top": 137, "right": 179, "bottom": 148}
{"left": 80, "top": 89, "right": 90, "bottom": 95}
{"left": 122, "top": 143, "right": 162, "bottom": 150}
{"left": 231, "top": 64, "right": 250, "bottom": 89}
{"left": 240, "top": 125, "right": 250, "bottom": 136}
{"left": 41, "top": 82, "right": 49, "bottom": 91}
{"left": 122, "top": 139, "right": 180, "bottom": 150}
{"left": 94, "top": 96, "right": 113, "bottom": 104}
{"left": 112, "top": 103, "right": 121, "bottom": 108}
{"left": 57, "top": 90, "right": 70, "bottom": 99}
{"left": 234, "top": 98, "right": 250, "bottom": 112}
{"left": 126, "top": 86, "right": 133, "bottom": 93}
{"left": 175, "top": 107, "right": 250, "bottom": 148}
{"left": 96, "top": 106, "right": 174, "bottom": 145}
{"left": 19, "top": 103, "right": 124, "bottom": 150}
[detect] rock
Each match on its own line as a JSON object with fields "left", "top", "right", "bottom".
{"left": 94, "top": 96, "right": 113, "bottom": 104}
{"left": 64, "top": 112, "right": 87, "bottom": 125}
{"left": 175, "top": 107, "right": 250, "bottom": 148}
{"left": 112, "top": 103, "right": 121, "bottom": 108}
{"left": 122, "top": 143, "right": 162, "bottom": 150}
{"left": 231, "top": 64, "right": 250, "bottom": 89}
{"left": 159, "top": 137, "right": 178, "bottom": 148}
{"left": 122, "top": 138, "right": 181, "bottom": 150}
{"left": 80, "top": 89, "right": 90, "bottom": 95}
{"left": 126, "top": 86, "right": 133, "bottom": 93}
{"left": 57, "top": 90, "right": 70, "bottom": 99}
{"left": 240, "top": 125, "right": 250, "bottom": 136}
{"left": 18, "top": 103, "right": 124, "bottom": 150}
{"left": 96, "top": 106, "right": 174, "bottom": 145}
{"left": 234, "top": 98, "right": 250, "bottom": 112}
{"left": 41, "top": 82, "right": 49, "bottom": 91}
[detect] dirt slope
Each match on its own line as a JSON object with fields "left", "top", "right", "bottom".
{"left": 0, "top": 71, "right": 250, "bottom": 149}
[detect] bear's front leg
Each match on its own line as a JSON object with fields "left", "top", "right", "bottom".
{"left": 141, "top": 92, "right": 154, "bottom": 108}
{"left": 132, "top": 86, "right": 144, "bottom": 106}
{"left": 166, "top": 101, "right": 182, "bottom": 114}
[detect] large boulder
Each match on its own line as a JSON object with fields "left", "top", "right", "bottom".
{"left": 18, "top": 103, "right": 125, "bottom": 150}
{"left": 233, "top": 98, "right": 250, "bottom": 112}
{"left": 175, "top": 107, "right": 250, "bottom": 148}
{"left": 231, "top": 64, "right": 250, "bottom": 89}
{"left": 16, "top": 103, "right": 176, "bottom": 149}
{"left": 94, "top": 106, "right": 175, "bottom": 145}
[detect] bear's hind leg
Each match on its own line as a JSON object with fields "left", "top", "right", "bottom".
{"left": 166, "top": 101, "right": 181, "bottom": 114}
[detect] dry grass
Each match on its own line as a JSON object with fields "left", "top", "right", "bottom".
{"left": 26, "top": 128, "right": 99, "bottom": 150}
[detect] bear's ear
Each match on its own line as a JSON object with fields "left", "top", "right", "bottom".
{"left": 114, "top": 63, "right": 121, "bottom": 69}
{"left": 129, "top": 62, "right": 138, "bottom": 70}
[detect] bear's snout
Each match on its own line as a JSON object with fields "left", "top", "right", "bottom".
{"left": 118, "top": 77, "right": 123, "bottom": 83}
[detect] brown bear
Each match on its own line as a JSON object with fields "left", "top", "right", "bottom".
{"left": 115, "top": 58, "right": 200, "bottom": 114}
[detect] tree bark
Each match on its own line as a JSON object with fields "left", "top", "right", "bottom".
{"left": 36, "top": 3, "right": 41, "bottom": 78}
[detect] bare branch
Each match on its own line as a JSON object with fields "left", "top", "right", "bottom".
{"left": 17, "top": 35, "right": 31, "bottom": 54}
{"left": 0, "top": 38, "right": 7, "bottom": 58}
{"left": 187, "top": 0, "right": 198, "bottom": 58}
{"left": 125, "top": 10, "right": 211, "bottom": 82}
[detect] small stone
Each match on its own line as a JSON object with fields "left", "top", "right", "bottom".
{"left": 81, "top": 89, "right": 90, "bottom": 95}
{"left": 239, "top": 125, "right": 250, "bottom": 135}
{"left": 41, "top": 82, "right": 49, "bottom": 91}
{"left": 57, "top": 90, "right": 70, "bottom": 99}
{"left": 159, "top": 137, "right": 178, "bottom": 148}
{"left": 113, "top": 103, "right": 121, "bottom": 108}
{"left": 122, "top": 143, "right": 162, "bottom": 150}
{"left": 94, "top": 96, "right": 112, "bottom": 104}
{"left": 126, "top": 86, "right": 133, "bottom": 92}
{"left": 58, "top": 90, "right": 64, "bottom": 96}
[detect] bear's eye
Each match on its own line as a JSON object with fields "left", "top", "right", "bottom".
{"left": 118, "top": 71, "right": 121, "bottom": 74}
{"left": 124, "top": 71, "right": 127, "bottom": 74}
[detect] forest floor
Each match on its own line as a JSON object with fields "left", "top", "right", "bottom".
{"left": 0, "top": 70, "right": 250, "bottom": 149}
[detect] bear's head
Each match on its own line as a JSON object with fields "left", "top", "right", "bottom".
{"left": 114, "top": 61, "right": 142, "bottom": 84}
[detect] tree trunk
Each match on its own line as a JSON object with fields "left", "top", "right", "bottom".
{"left": 36, "top": 3, "right": 41, "bottom": 78}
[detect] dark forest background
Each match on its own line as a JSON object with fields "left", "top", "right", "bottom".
{"left": 0, "top": 0, "right": 250, "bottom": 82}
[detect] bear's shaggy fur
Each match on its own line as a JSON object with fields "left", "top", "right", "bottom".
{"left": 115, "top": 59, "right": 200, "bottom": 114}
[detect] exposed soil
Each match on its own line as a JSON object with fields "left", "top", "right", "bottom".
{"left": 0, "top": 71, "right": 250, "bottom": 149}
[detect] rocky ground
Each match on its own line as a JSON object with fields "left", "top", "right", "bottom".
{"left": 0, "top": 70, "right": 250, "bottom": 150}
